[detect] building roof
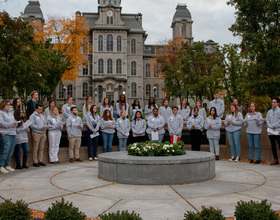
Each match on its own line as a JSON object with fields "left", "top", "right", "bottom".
{"left": 171, "top": 3, "right": 192, "bottom": 27}
{"left": 22, "top": 0, "right": 44, "bottom": 20}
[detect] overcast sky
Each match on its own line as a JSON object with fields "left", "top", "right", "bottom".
{"left": 1, "top": 0, "right": 241, "bottom": 46}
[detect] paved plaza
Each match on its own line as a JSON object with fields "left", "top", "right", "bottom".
{"left": 0, "top": 158, "right": 279, "bottom": 220}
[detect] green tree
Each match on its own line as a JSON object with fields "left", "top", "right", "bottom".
{"left": 227, "top": 0, "right": 280, "bottom": 98}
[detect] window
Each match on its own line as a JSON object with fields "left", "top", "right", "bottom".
{"left": 118, "top": 86, "right": 123, "bottom": 98}
{"left": 107, "top": 34, "right": 113, "bottom": 51}
{"left": 154, "top": 84, "right": 159, "bottom": 98}
{"left": 67, "top": 84, "right": 73, "bottom": 97}
{"left": 107, "top": 16, "right": 113, "bottom": 25}
{"left": 154, "top": 64, "right": 160, "bottom": 78}
{"left": 98, "top": 35, "right": 103, "bottom": 52}
{"left": 116, "top": 59, "right": 122, "bottom": 74}
{"left": 146, "top": 84, "right": 151, "bottom": 98}
{"left": 58, "top": 84, "right": 63, "bottom": 99}
{"left": 131, "top": 83, "right": 137, "bottom": 98}
{"left": 131, "top": 38, "right": 136, "bottom": 54}
{"left": 131, "top": 61, "right": 136, "bottom": 75}
{"left": 107, "top": 59, "right": 113, "bottom": 74}
{"left": 98, "top": 59, "right": 104, "bottom": 74}
{"left": 117, "top": 36, "right": 122, "bottom": 51}
{"left": 82, "top": 82, "right": 89, "bottom": 98}
{"left": 83, "top": 66, "right": 88, "bottom": 75}
{"left": 145, "top": 63, "right": 150, "bottom": 77}
{"left": 182, "top": 23, "right": 187, "bottom": 38}
{"left": 98, "top": 85, "right": 103, "bottom": 103}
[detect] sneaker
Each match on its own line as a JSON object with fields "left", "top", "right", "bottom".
{"left": 94, "top": 157, "right": 98, "bottom": 160}
{"left": 69, "top": 158, "right": 74, "bottom": 163}
{"left": 76, "top": 158, "right": 83, "bottom": 162}
{"left": 5, "top": 166, "right": 15, "bottom": 172}
{"left": 33, "top": 163, "right": 40, "bottom": 167}
{"left": 39, "top": 162, "right": 46, "bottom": 166}
{"left": 235, "top": 156, "right": 240, "bottom": 162}
{"left": 89, "top": 157, "right": 93, "bottom": 161}
{"left": 228, "top": 156, "right": 235, "bottom": 162}
{"left": 250, "top": 160, "right": 254, "bottom": 163}
{"left": 255, "top": 160, "right": 261, "bottom": 164}
{"left": 215, "top": 155, "right": 219, "bottom": 161}
{"left": 0, "top": 167, "right": 9, "bottom": 174}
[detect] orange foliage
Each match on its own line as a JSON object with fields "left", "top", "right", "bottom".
{"left": 0, "top": 17, "right": 3, "bottom": 26}
{"left": 33, "top": 14, "right": 89, "bottom": 81}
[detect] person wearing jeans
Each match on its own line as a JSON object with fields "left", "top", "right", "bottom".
{"left": 224, "top": 103, "right": 243, "bottom": 162}
{"left": 97, "top": 109, "right": 116, "bottom": 152}
{"left": 0, "top": 100, "right": 17, "bottom": 174}
{"left": 146, "top": 107, "right": 165, "bottom": 143}
{"left": 116, "top": 110, "right": 130, "bottom": 151}
{"left": 168, "top": 106, "right": 183, "bottom": 144}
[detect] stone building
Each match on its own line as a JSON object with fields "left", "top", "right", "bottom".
{"left": 21, "top": 0, "right": 218, "bottom": 110}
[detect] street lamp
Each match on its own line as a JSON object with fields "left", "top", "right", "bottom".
{"left": 153, "top": 86, "right": 156, "bottom": 98}
{"left": 122, "top": 90, "right": 126, "bottom": 95}
{"left": 63, "top": 86, "right": 67, "bottom": 103}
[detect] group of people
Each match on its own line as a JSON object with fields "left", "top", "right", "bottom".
{"left": 0, "top": 90, "right": 279, "bottom": 174}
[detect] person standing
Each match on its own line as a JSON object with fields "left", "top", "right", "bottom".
{"left": 147, "top": 107, "right": 165, "bottom": 143}
{"left": 168, "top": 106, "right": 183, "bottom": 143}
{"left": 44, "top": 100, "right": 55, "bottom": 119}
{"left": 47, "top": 107, "right": 63, "bottom": 164}
{"left": 159, "top": 99, "right": 172, "bottom": 122}
{"left": 98, "top": 109, "right": 116, "bottom": 152}
{"left": 266, "top": 98, "right": 280, "bottom": 165}
{"left": 86, "top": 105, "right": 100, "bottom": 160}
{"left": 67, "top": 107, "right": 83, "bottom": 163}
{"left": 205, "top": 107, "right": 222, "bottom": 160}
{"left": 26, "top": 91, "right": 39, "bottom": 119}
{"left": 0, "top": 100, "right": 17, "bottom": 174}
{"left": 178, "top": 98, "right": 190, "bottom": 121}
{"left": 82, "top": 96, "right": 92, "bottom": 122}
{"left": 29, "top": 103, "right": 47, "bottom": 167}
{"left": 187, "top": 107, "right": 204, "bottom": 151}
{"left": 62, "top": 96, "right": 75, "bottom": 122}
{"left": 130, "top": 99, "right": 143, "bottom": 121}
{"left": 100, "top": 97, "right": 113, "bottom": 118}
{"left": 224, "top": 103, "right": 243, "bottom": 162}
{"left": 10, "top": 98, "right": 21, "bottom": 115}
{"left": 244, "top": 102, "right": 264, "bottom": 164}
{"left": 191, "top": 100, "right": 207, "bottom": 120}
{"left": 116, "top": 95, "right": 129, "bottom": 118}
{"left": 132, "top": 111, "right": 146, "bottom": 143}
{"left": 233, "top": 99, "right": 243, "bottom": 114}
{"left": 209, "top": 92, "right": 225, "bottom": 119}
{"left": 145, "top": 97, "right": 158, "bottom": 121}
{"left": 116, "top": 110, "right": 131, "bottom": 151}
{"left": 14, "top": 108, "right": 30, "bottom": 169}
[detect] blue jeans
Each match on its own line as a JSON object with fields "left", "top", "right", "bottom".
{"left": 147, "top": 134, "right": 164, "bottom": 143}
{"left": 208, "top": 138, "right": 219, "bottom": 155}
{"left": 102, "top": 132, "right": 114, "bottom": 153}
{"left": 14, "top": 142, "right": 29, "bottom": 164}
{"left": 227, "top": 130, "right": 241, "bottom": 157}
{"left": 119, "top": 138, "right": 128, "bottom": 151}
{"left": 87, "top": 129, "right": 99, "bottom": 158}
{"left": 247, "top": 133, "right": 261, "bottom": 161}
{"left": 0, "top": 135, "right": 16, "bottom": 167}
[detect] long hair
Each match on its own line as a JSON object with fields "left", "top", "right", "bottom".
{"left": 195, "top": 100, "right": 202, "bottom": 108}
{"left": 90, "top": 105, "right": 96, "bottom": 119}
{"left": 162, "top": 98, "right": 168, "bottom": 106}
{"left": 180, "top": 98, "right": 187, "bottom": 110}
{"left": 0, "top": 100, "right": 9, "bottom": 111}
{"left": 103, "top": 109, "right": 113, "bottom": 121}
{"left": 49, "top": 106, "right": 58, "bottom": 117}
{"left": 102, "top": 97, "right": 111, "bottom": 108}
{"left": 49, "top": 100, "right": 54, "bottom": 109}
{"left": 248, "top": 102, "right": 258, "bottom": 113}
{"left": 85, "top": 96, "right": 92, "bottom": 112}
{"left": 12, "top": 98, "right": 20, "bottom": 111}
{"left": 209, "top": 107, "right": 217, "bottom": 119}
{"left": 14, "top": 108, "right": 25, "bottom": 127}
{"left": 119, "top": 95, "right": 127, "bottom": 110}
{"left": 148, "top": 97, "right": 156, "bottom": 109}
{"left": 228, "top": 103, "right": 239, "bottom": 118}
{"left": 134, "top": 111, "right": 143, "bottom": 123}
{"left": 132, "top": 99, "right": 141, "bottom": 109}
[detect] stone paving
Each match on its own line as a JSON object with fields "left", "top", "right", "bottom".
{"left": 0, "top": 159, "right": 280, "bottom": 220}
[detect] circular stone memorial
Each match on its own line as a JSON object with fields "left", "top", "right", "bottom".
{"left": 98, "top": 151, "right": 215, "bottom": 185}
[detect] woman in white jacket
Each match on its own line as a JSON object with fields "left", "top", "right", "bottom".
{"left": 116, "top": 110, "right": 131, "bottom": 151}
{"left": 132, "top": 111, "right": 146, "bottom": 143}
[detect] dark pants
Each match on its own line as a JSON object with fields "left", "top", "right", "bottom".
{"left": 134, "top": 136, "right": 146, "bottom": 143}
{"left": 269, "top": 135, "right": 280, "bottom": 160}
{"left": 87, "top": 129, "right": 99, "bottom": 158}
{"left": 190, "top": 130, "right": 202, "bottom": 151}
{"left": 14, "top": 143, "right": 29, "bottom": 164}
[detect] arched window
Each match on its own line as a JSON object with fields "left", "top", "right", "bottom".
{"left": 146, "top": 84, "right": 151, "bottom": 98}
{"left": 131, "top": 61, "right": 136, "bottom": 76}
{"left": 67, "top": 84, "right": 73, "bottom": 97}
{"left": 82, "top": 82, "right": 89, "bottom": 98}
{"left": 182, "top": 22, "right": 187, "bottom": 38}
{"left": 98, "top": 35, "right": 103, "bottom": 52}
{"left": 98, "top": 85, "right": 103, "bottom": 103}
{"left": 116, "top": 59, "right": 122, "bottom": 74}
{"left": 145, "top": 63, "right": 150, "bottom": 77}
{"left": 131, "top": 38, "right": 136, "bottom": 54}
{"left": 98, "top": 59, "right": 104, "bottom": 74}
{"left": 117, "top": 36, "right": 122, "bottom": 52}
{"left": 131, "top": 83, "right": 137, "bottom": 98}
{"left": 107, "top": 34, "right": 113, "bottom": 51}
{"left": 154, "top": 84, "right": 159, "bottom": 98}
{"left": 58, "top": 84, "right": 63, "bottom": 99}
{"left": 107, "top": 59, "right": 113, "bottom": 74}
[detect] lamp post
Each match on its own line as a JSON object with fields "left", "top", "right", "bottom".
{"left": 63, "top": 86, "right": 67, "bottom": 104}
{"left": 153, "top": 86, "right": 156, "bottom": 99}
